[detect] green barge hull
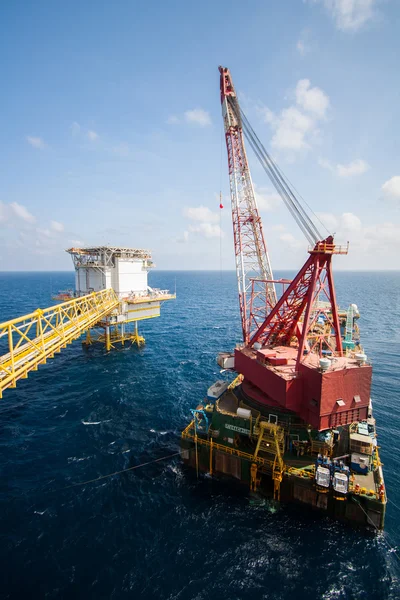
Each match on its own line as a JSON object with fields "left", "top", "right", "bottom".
{"left": 181, "top": 383, "right": 386, "bottom": 530}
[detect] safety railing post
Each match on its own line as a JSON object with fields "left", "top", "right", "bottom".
{"left": 8, "top": 325, "right": 15, "bottom": 388}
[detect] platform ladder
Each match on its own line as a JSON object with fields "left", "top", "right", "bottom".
{"left": 253, "top": 421, "right": 285, "bottom": 500}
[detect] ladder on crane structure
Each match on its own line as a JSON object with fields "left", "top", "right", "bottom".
{"left": 0, "top": 289, "right": 119, "bottom": 398}
{"left": 253, "top": 421, "right": 285, "bottom": 500}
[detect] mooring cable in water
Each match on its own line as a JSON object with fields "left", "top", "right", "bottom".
{"left": 59, "top": 450, "right": 183, "bottom": 491}
{"left": 3, "top": 449, "right": 185, "bottom": 503}
{"left": 351, "top": 497, "right": 400, "bottom": 563}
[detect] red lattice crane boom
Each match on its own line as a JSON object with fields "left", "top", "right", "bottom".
{"left": 250, "top": 238, "right": 346, "bottom": 369}
{"left": 219, "top": 66, "right": 277, "bottom": 345}
{"left": 219, "top": 66, "right": 347, "bottom": 375}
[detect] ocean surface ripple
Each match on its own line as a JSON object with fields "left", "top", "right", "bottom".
{"left": 0, "top": 270, "right": 399, "bottom": 599}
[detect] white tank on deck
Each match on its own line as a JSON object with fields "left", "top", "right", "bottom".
{"left": 319, "top": 358, "right": 331, "bottom": 372}
{"left": 237, "top": 407, "right": 252, "bottom": 419}
{"left": 355, "top": 353, "right": 367, "bottom": 366}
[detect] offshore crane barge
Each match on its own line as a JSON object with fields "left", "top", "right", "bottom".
{"left": 181, "top": 67, "right": 386, "bottom": 529}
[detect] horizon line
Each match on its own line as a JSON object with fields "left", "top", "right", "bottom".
{"left": 1, "top": 269, "right": 399, "bottom": 274}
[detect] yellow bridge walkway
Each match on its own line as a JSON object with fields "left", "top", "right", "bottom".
{"left": 0, "top": 289, "right": 119, "bottom": 398}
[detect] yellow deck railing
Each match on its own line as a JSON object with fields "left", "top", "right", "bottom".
{"left": 181, "top": 421, "right": 276, "bottom": 471}
{"left": 0, "top": 289, "right": 119, "bottom": 397}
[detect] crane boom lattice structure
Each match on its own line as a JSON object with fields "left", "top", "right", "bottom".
{"left": 219, "top": 66, "right": 346, "bottom": 361}
{"left": 219, "top": 66, "right": 277, "bottom": 344}
{"left": 0, "top": 289, "right": 119, "bottom": 398}
{"left": 250, "top": 237, "right": 347, "bottom": 367}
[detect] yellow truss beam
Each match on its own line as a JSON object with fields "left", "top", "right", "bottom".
{"left": 0, "top": 289, "right": 119, "bottom": 397}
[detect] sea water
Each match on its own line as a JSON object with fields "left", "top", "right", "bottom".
{"left": 0, "top": 270, "right": 399, "bottom": 599}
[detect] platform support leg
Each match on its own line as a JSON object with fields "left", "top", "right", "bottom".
{"left": 273, "top": 471, "right": 282, "bottom": 501}
{"left": 105, "top": 326, "right": 111, "bottom": 352}
{"left": 250, "top": 463, "right": 258, "bottom": 492}
{"left": 134, "top": 321, "right": 144, "bottom": 346}
{"left": 195, "top": 433, "right": 199, "bottom": 479}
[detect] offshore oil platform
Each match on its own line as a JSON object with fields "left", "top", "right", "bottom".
{"left": 181, "top": 67, "right": 386, "bottom": 530}
{"left": 0, "top": 246, "right": 174, "bottom": 397}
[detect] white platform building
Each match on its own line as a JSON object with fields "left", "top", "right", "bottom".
{"left": 66, "top": 246, "right": 174, "bottom": 348}
{"left": 68, "top": 246, "right": 153, "bottom": 298}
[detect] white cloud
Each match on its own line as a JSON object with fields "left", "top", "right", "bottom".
{"left": 184, "top": 108, "right": 211, "bottom": 127}
{"left": 285, "top": 211, "right": 400, "bottom": 269}
{"left": 182, "top": 204, "right": 222, "bottom": 239}
{"left": 262, "top": 79, "right": 329, "bottom": 152}
{"left": 315, "top": 212, "right": 339, "bottom": 233}
{"left": 316, "top": 211, "right": 339, "bottom": 231}
{"left": 280, "top": 232, "right": 297, "bottom": 243}
{"left": 87, "top": 130, "right": 99, "bottom": 141}
{"left": 169, "top": 108, "right": 212, "bottom": 128}
{"left": 188, "top": 223, "right": 222, "bottom": 238}
{"left": 311, "top": 0, "right": 376, "bottom": 32}
{"left": 318, "top": 158, "right": 335, "bottom": 172}
{"left": 183, "top": 205, "right": 219, "bottom": 223}
{"left": 315, "top": 211, "right": 362, "bottom": 234}
{"left": 69, "top": 239, "right": 84, "bottom": 247}
{"left": 10, "top": 202, "right": 36, "bottom": 223}
{"left": 268, "top": 107, "right": 315, "bottom": 151}
{"left": 254, "top": 186, "right": 281, "bottom": 211}
{"left": 26, "top": 136, "right": 45, "bottom": 149}
{"left": 382, "top": 176, "right": 400, "bottom": 199}
{"left": 318, "top": 157, "right": 369, "bottom": 177}
{"left": 279, "top": 231, "right": 305, "bottom": 250}
{"left": 295, "top": 79, "right": 330, "bottom": 118}
{"left": 51, "top": 220, "right": 64, "bottom": 232}
{"left": 337, "top": 159, "right": 369, "bottom": 177}
{"left": 0, "top": 201, "right": 74, "bottom": 259}
{"left": 341, "top": 211, "right": 362, "bottom": 231}
{"left": 364, "top": 222, "right": 400, "bottom": 246}
{"left": 167, "top": 115, "right": 180, "bottom": 125}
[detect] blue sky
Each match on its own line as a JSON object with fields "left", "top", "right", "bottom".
{"left": 1, "top": 0, "right": 399, "bottom": 271}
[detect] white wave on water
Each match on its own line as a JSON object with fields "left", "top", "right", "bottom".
{"left": 81, "top": 420, "right": 111, "bottom": 425}
{"left": 150, "top": 428, "right": 168, "bottom": 435}
{"left": 34, "top": 510, "right": 47, "bottom": 516}
{"left": 54, "top": 410, "right": 69, "bottom": 418}
{"left": 67, "top": 456, "right": 92, "bottom": 463}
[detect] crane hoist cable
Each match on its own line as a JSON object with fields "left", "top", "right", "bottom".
{"left": 239, "top": 104, "right": 322, "bottom": 244}
{"left": 227, "top": 96, "right": 323, "bottom": 245}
